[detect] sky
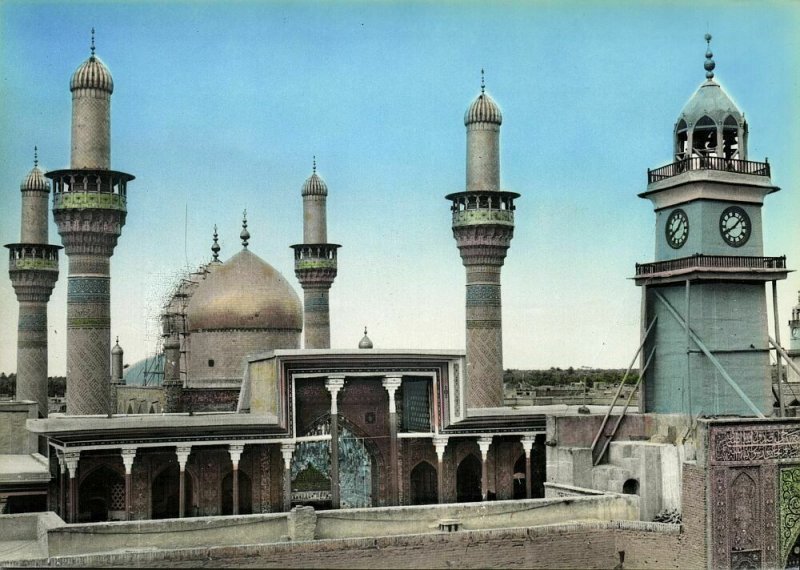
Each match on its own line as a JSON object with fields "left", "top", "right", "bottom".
{"left": 1, "top": 0, "right": 798, "bottom": 376}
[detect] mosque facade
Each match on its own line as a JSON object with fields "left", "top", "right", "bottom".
{"left": 2, "top": 30, "right": 800, "bottom": 569}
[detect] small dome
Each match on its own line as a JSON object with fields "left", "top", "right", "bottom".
{"left": 70, "top": 55, "right": 114, "bottom": 93}
{"left": 677, "top": 79, "right": 743, "bottom": 127}
{"left": 21, "top": 165, "right": 49, "bottom": 192}
{"left": 465, "top": 93, "right": 502, "bottom": 126}
{"left": 358, "top": 327, "right": 373, "bottom": 349}
{"left": 111, "top": 338, "right": 123, "bottom": 355}
{"left": 302, "top": 172, "right": 328, "bottom": 197}
{"left": 187, "top": 248, "right": 302, "bottom": 332}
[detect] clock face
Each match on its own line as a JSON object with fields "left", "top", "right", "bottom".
{"left": 720, "top": 206, "right": 751, "bottom": 247}
{"left": 665, "top": 209, "right": 689, "bottom": 249}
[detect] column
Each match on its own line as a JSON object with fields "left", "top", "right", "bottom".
{"left": 229, "top": 443, "right": 245, "bottom": 515}
{"left": 56, "top": 451, "right": 66, "bottom": 518}
{"left": 121, "top": 447, "right": 137, "bottom": 521}
{"left": 477, "top": 437, "right": 492, "bottom": 502}
{"left": 326, "top": 375, "right": 345, "bottom": 509}
{"left": 520, "top": 436, "right": 535, "bottom": 500}
{"left": 176, "top": 446, "right": 191, "bottom": 518}
{"left": 433, "top": 436, "right": 449, "bottom": 504}
{"left": 280, "top": 443, "right": 295, "bottom": 512}
{"left": 64, "top": 451, "right": 80, "bottom": 523}
{"left": 382, "top": 375, "right": 402, "bottom": 505}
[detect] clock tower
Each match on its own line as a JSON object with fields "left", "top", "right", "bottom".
{"left": 634, "top": 35, "right": 790, "bottom": 416}
{"left": 788, "top": 292, "right": 800, "bottom": 384}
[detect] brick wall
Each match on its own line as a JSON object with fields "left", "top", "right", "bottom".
{"left": 9, "top": 521, "right": 690, "bottom": 569}
{"left": 680, "top": 461, "right": 707, "bottom": 569}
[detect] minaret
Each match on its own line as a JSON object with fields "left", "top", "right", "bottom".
{"left": 5, "top": 148, "right": 61, "bottom": 417}
{"left": 47, "top": 30, "right": 135, "bottom": 415}
{"left": 446, "top": 72, "right": 519, "bottom": 409}
{"left": 635, "top": 35, "right": 788, "bottom": 416}
{"left": 788, "top": 292, "right": 800, "bottom": 383}
{"left": 291, "top": 158, "right": 340, "bottom": 349}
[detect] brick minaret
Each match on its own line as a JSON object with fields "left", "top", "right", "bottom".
{"left": 291, "top": 158, "right": 340, "bottom": 349}
{"left": 446, "top": 73, "right": 519, "bottom": 409}
{"left": 47, "top": 31, "right": 134, "bottom": 415}
{"left": 5, "top": 148, "right": 61, "bottom": 417}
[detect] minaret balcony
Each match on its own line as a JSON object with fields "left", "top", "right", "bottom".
{"left": 6, "top": 243, "right": 61, "bottom": 272}
{"left": 291, "top": 244, "right": 340, "bottom": 271}
{"left": 47, "top": 169, "right": 134, "bottom": 213}
{"left": 446, "top": 190, "right": 519, "bottom": 228}
{"left": 634, "top": 254, "right": 790, "bottom": 285}
{"left": 647, "top": 156, "right": 770, "bottom": 184}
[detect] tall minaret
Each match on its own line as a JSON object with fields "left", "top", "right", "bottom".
{"left": 47, "top": 30, "right": 135, "bottom": 415}
{"left": 291, "top": 158, "right": 340, "bottom": 349}
{"left": 446, "top": 72, "right": 519, "bottom": 409}
{"left": 5, "top": 148, "right": 61, "bottom": 417}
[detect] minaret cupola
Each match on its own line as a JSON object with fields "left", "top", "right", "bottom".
{"left": 674, "top": 34, "right": 747, "bottom": 161}
{"left": 21, "top": 149, "right": 49, "bottom": 192}
{"left": 70, "top": 29, "right": 113, "bottom": 93}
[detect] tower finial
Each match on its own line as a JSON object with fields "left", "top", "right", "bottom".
{"left": 211, "top": 224, "right": 220, "bottom": 261}
{"left": 313, "top": 155, "right": 316, "bottom": 174}
{"left": 481, "top": 68, "right": 485, "bottom": 94}
{"left": 240, "top": 209, "right": 250, "bottom": 249}
{"left": 704, "top": 33, "right": 715, "bottom": 80}
{"left": 33, "top": 146, "right": 38, "bottom": 168}
{"left": 91, "top": 27, "right": 96, "bottom": 57}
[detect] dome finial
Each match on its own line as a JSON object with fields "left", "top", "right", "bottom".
{"left": 704, "top": 33, "right": 715, "bottom": 80}
{"left": 358, "top": 326, "right": 373, "bottom": 349}
{"left": 115, "top": 336, "right": 119, "bottom": 345}
{"left": 33, "top": 146, "right": 38, "bottom": 168}
{"left": 480, "top": 68, "right": 485, "bottom": 94}
{"left": 240, "top": 209, "right": 250, "bottom": 249}
{"left": 91, "top": 27, "right": 96, "bottom": 57}
{"left": 313, "top": 155, "right": 316, "bottom": 174}
{"left": 211, "top": 224, "right": 221, "bottom": 261}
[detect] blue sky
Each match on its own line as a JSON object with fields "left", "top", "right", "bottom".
{"left": 1, "top": 1, "right": 798, "bottom": 375}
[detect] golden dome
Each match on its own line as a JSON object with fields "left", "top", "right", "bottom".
{"left": 187, "top": 249, "right": 302, "bottom": 332}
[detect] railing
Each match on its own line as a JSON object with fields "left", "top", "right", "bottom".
{"left": 635, "top": 254, "right": 787, "bottom": 276}
{"left": 647, "top": 156, "right": 770, "bottom": 184}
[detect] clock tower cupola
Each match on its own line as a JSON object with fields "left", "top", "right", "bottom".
{"left": 788, "top": 292, "right": 800, "bottom": 383}
{"left": 634, "top": 35, "right": 791, "bottom": 417}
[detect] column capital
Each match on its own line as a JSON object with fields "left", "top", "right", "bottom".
{"left": 176, "top": 445, "right": 192, "bottom": 469}
{"left": 121, "top": 447, "right": 137, "bottom": 474}
{"left": 520, "top": 435, "right": 536, "bottom": 457}
{"left": 64, "top": 450, "right": 80, "bottom": 477}
{"left": 326, "top": 376, "right": 345, "bottom": 415}
{"left": 432, "top": 435, "right": 449, "bottom": 460}
{"left": 382, "top": 376, "right": 402, "bottom": 414}
{"left": 56, "top": 450, "right": 66, "bottom": 475}
{"left": 477, "top": 436, "right": 493, "bottom": 459}
{"left": 229, "top": 443, "right": 245, "bottom": 467}
{"left": 280, "top": 443, "right": 296, "bottom": 469}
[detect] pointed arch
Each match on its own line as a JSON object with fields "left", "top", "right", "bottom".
{"left": 78, "top": 465, "right": 125, "bottom": 522}
{"left": 456, "top": 454, "right": 482, "bottom": 503}
{"left": 410, "top": 461, "right": 437, "bottom": 505}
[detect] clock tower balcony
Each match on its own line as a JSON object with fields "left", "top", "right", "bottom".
{"left": 634, "top": 254, "right": 790, "bottom": 286}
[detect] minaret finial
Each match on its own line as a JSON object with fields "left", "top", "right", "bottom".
{"left": 480, "top": 68, "right": 485, "bottom": 94}
{"left": 313, "top": 155, "right": 316, "bottom": 174}
{"left": 211, "top": 224, "right": 221, "bottom": 261}
{"left": 704, "top": 33, "right": 715, "bottom": 80}
{"left": 91, "top": 27, "right": 96, "bottom": 57}
{"left": 115, "top": 336, "right": 119, "bottom": 344}
{"left": 33, "top": 146, "right": 38, "bottom": 168}
{"left": 240, "top": 210, "right": 250, "bottom": 249}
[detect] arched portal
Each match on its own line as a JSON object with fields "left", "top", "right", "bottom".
{"left": 151, "top": 464, "right": 194, "bottom": 519}
{"left": 221, "top": 470, "right": 252, "bottom": 515}
{"left": 410, "top": 461, "right": 437, "bottom": 505}
{"left": 513, "top": 454, "right": 526, "bottom": 499}
{"left": 456, "top": 454, "right": 482, "bottom": 503}
{"left": 292, "top": 416, "right": 375, "bottom": 509}
{"left": 78, "top": 465, "right": 124, "bottom": 522}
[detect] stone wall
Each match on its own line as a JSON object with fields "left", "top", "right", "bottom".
{"left": 0, "top": 401, "right": 38, "bottom": 454}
